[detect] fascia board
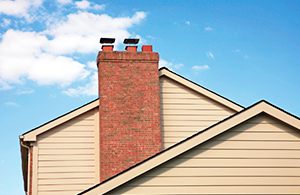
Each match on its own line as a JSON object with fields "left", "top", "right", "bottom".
{"left": 262, "top": 101, "right": 300, "bottom": 130}
{"left": 23, "top": 100, "right": 99, "bottom": 142}
{"left": 159, "top": 68, "right": 243, "bottom": 112}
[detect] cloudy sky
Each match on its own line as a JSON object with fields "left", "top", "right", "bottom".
{"left": 1, "top": 0, "right": 300, "bottom": 194}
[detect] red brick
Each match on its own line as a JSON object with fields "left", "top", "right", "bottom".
{"left": 97, "top": 48, "right": 161, "bottom": 181}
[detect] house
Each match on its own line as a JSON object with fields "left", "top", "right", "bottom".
{"left": 80, "top": 100, "right": 300, "bottom": 195}
{"left": 20, "top": 40, "right": 300, "bottom": 195}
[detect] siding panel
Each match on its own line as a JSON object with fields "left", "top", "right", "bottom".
{"left": 128, "top": 176, "right": 300, "bottom": 186}
{"left": 36, "top": 108, "right": 98, "bottom": 194}
{"left": 108, "top": 114, "right": 300, "bottom": 194}
{"left": 110, "top": 186, "right": 300, "bottom": 195}
{"left": 160, "top": 77, "right": 236, "bottom": 149}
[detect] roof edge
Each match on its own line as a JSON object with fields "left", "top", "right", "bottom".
{"left": 22, "top": 98, "right": 99, "bottom": 141}
{"left": 159, "top": 67, "right": 244, "bottom": 112}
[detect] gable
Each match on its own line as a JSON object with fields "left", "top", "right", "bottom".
{"left": 159, "top": 68, "right": 243, "bottom": 112}
{"left": 105, "top": 113, "right": 300, "bottom": 194}
{"left": 21, "top": 68, "right": 242, "bottom": 143}
{"left": 22, "top": 99, "right": 99, "bottom": 141}
{"left": 20, "top": 68, "right": 245, "bottom": 194}
{"left": 32, "top": 107, "right": 100, "bottom": 195}
{"left": 160, "top": 76, "right": 237, "bottom": 149}
{"left": 80, "top": 101, "right": 300, "bottom": 195}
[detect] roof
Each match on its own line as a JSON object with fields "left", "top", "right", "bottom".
{"left": 21, "top": 68, "right": 243, "bottom": 142}
{"left": 19, "top": 98, "right": 99, "bottom": 192}
{"left": 21, "top": 99, "right": 99, "bottom": 141}
{"left": 159, "top": 67, "right": 244, "bottom": 112}
{"left": 19, "top": 67, "right": 245, "bottom": 193}
{"left": 79, "top": 100, "right": 300, "bottom": 195}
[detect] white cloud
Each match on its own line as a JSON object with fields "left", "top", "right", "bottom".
{"left": 0, "top": 78, "right": 12, "bottom": 90}
{"left": 44, "top": 11, "right": 146, "bottom": 54}
{"left": 75, "top": 0, "right": 90, "bottom": 9}
{"left": 192, "top": 65, "right": 209, "bottom": 71}
{"left": 63, "top": 71, "right": 98, "bottom": 96}
{"left": 1, "top": 18, "right": 11, "bottom": 27}
{"left": 235, "top": 49, "right": 249, "bottom": 59}
{"left": 0, "top": 8, "right": 146, "bottom": 93}
{"left": 146, "top": 35, "right": 155, "bottom": 39}
{"left": 0, "top": 29, "right": 90, "bottom": 87}
{"left": 205, "top": 26, "right": 212, "bottom": 31}
{"left": 75, "top": 0, "right": 104, "bottom": 10}
{"left": 93, "top": 4, "right": 105, "bottom": 10}
{"left": 174, "top": 63, "right": 184, "bottom": 69}
{"left": 87, "top": 61, "right": 97, "bottom": 69}
{"left": 16, "top": 89, "right": 34, "bottom": 95}
{"left": 57, "top": 0, "right": 72, "bottom": 5}
{"left": 159, "top": 59, "right": 183, "bottom": 70}
{"left": 0, "top": 0, "right": 42, "bottom": 20}
{"left": 185, "top": 21, "right": 190, "bottom": 25}
{"left": 5, "top": 101, "right": 20, "bottom": 107}
{"left": 206, "top": 51, "right": 214, "bottom": 59}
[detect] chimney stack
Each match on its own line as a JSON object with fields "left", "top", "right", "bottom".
{"left": 97, "top": 38, "right": 161, "bottom": 181}
{"left": 100, "top": 37, "right": 115, "bottom": 51}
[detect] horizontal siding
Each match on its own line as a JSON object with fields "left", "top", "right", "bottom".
{"left": 38, "top": 172, "right": 95, "bottom": 179}
{"left": 110, "top": 186, "right": 300, "bottom": 194}
{"left": 109, "top": 114, "right": 300, "bottom": 194}
{"left": 37, "top": 108, "right": 97, "bottom": 195}
{"left": 160, "top": 77, "right": 236, "bottom": 149}
{"left": 36, "top": 190, "right": 87, "bottom": 195}
{"left": 130, "top": 176, "right": 300, "bottom": 186}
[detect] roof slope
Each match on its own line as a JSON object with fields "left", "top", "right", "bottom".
{"left": 21, "top": 68, "right": 243, "bottom": 142}
{"left": 21, "top": 99, "right": 99, "bottom": 141}
{"left": 19, "top": 99, "right": 99, "bottom": 192}
{"left": 159, "top": 67, "right": 243, "bottom": 112}
{"left": 19, "top": 68, "right": 244, "bottom": 193}
{"left": 79, "top": 100, "right": 300, "bottom": 195}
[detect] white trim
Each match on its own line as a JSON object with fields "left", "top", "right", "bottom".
{"left": 159, "top": 68, "right": 243, "bottom": 112}
{"left": 27, "top": 147, "right": 31, "bottom": 194}
{"left": 94, "top": 108, "right": 100, "bottom": 183}
{"left": 32, "top": 142, "right": 38, "bottom": 195}
{"left": 23, "top": 100, "right": 99, "bottom": 141}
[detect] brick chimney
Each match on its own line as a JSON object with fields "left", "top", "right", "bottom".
{"left": 97, "top": 40, "right": 161, "bottom": 181}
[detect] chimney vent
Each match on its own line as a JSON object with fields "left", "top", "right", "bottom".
{"left": 124, "top": 38, "right": 139, "bottom": 51}
{"left": 100, "top": 37, "right": 115, "bottom": 51}
{"left": 123, "top": 38, "right": 139, "bottom": 44}
{"left": 125, "top": 46, "right": 137, "bottom": 51}
{"left": 142, "top": 45, "right": 153, "bottom": 52}
{"left": 100, "top": 37, "right": 115, "bottom": 44}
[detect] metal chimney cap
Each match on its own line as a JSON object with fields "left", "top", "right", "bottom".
{"left": 100, "top": 38, "right": 115, "bottom": 44}
{"left": 123, "top": 38, "right": 139, "bottom": 44}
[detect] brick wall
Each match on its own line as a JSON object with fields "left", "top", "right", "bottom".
{"left": 97, "top": 48, "right": 161, "bottom": 181}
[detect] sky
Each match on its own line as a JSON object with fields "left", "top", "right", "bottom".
{"left": 0, "top": 0, "right": 300, "bottom": 194}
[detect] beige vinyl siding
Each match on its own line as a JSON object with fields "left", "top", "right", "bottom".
{"left": 36, "top": 108, "right": 98, "bottom": 195}
{"left": 108, "top": 113, "right": 300, "bottom": 194}
{"left": 160, "top": 76, "right": 236, "bottom": 149}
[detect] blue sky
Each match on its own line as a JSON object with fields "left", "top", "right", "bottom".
{"left": 0, "top": 0, "right": 300, "bottom": 194}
